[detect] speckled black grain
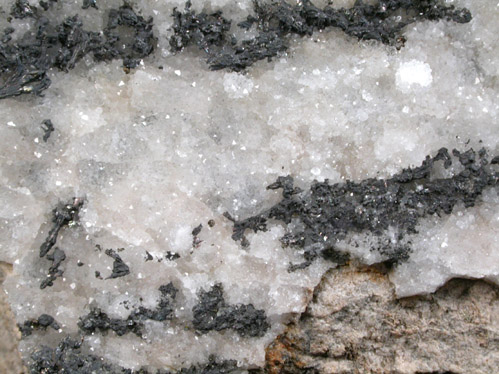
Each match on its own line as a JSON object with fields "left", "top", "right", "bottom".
{"left": 18, "top": 314, "right": 60, "bottom": 338}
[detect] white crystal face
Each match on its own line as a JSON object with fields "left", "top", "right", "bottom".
{"left": 0, "top": 0, "right": 498, "bottom": 371}
{"left": 395, "top": 60, "right": 433, "bottom": 90}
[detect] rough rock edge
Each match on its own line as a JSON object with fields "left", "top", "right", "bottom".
{"left": 0, "top": 262, "right": 27, "bottom": 374}
{"left": 264, "top": 265, "right": 499, "bottom": 374}
{"left": 19, "top": 265, "right": 499, "bottom": 373}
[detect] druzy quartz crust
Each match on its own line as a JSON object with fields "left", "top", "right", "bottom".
{"left": 0, "top": 0, "right": 498, "bottom": 372}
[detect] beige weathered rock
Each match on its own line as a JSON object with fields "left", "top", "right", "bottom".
{"left": 265, "top": 265, "right": 499, "bottom": 374}
{"left": 0, "top": 262, "right": 26, "bottom": 374}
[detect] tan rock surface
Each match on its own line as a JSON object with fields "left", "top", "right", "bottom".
{"left": 0, "top": 262, "right": 26, "bottom": 374}
{"left": 265, "top": 265, "right": 499, "bottom": 374}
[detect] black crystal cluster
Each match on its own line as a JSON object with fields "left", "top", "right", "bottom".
{"left": 170, "top": 0, "right": 472, "bottom": 71}
{"left": 0, "top": 1, "right": 155, "bottom": 99}
{"left": 227, "top": 148, "right": 498, "bottom": 270}
{"left": 0, "top": 0, "right": 472, "bottom": 99}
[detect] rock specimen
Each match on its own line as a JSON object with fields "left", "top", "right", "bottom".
{"left": 266, "top": 266, "right": 499, "bottom": 374}
{"left": 0, "top": 0, "right": 497, "bottom": 372}
{"left": 0, "top": 263, "right": 25, "bottom": 374}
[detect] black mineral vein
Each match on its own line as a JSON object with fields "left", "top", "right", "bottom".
{"left": 39, "top": 198, "right": 83, "bottom": 289}
{"left": 78, "top": 283, "right": 177, "bottom": 337}
{"left": 192, "top": 223, "right": 203, "bottom": 247}
{"left": 40, "top": 247, "right": 66, "bottom": 289}
{"left": 0, "top": 0, "right": 471, "bottom": 99}
{"left": 28, "top": 336, "right": 239, "bottom": 374}
{"left": 0, "top": 2, "right": 155, "bottom": 99}
{"left": 226, "top": 148, "right": 498, "bottom": 270}
{"left": 40, "top": 198, "right": 83, "bottom": 257}
{"left": 10, "top": 0, "right": 38, "bottom": 20}
{"left": 170, "top": 0, "right": 472, "bottom": 71}
{"left": 29, "top": 337, "right": 138, "bottom": 374}
{"left": 82, "top": 0, "right": 98, "bottom": 10}
{"left": 192, "top": 283, "right": 270, "bottom": 337}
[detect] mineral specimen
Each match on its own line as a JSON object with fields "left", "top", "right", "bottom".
{"left": 0, "top": 0, "right": 472, "bottom": 98}
{"left": 41, "top": 119, "right": 55, "bottom": 142}
{"left": 0, "top": 0, "right": 497, "bottom": 372}
{"left": 104, "top": 248, "right": 131, "bottom": 279}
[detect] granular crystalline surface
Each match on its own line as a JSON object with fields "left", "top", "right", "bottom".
{"left": 0, "top": 0, "right": 497, "bottom": 372}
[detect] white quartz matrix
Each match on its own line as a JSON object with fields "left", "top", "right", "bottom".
{"left": 0, "top": 0, "right": 498, "bottom": 371}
